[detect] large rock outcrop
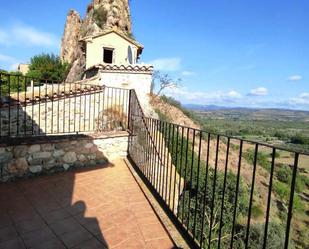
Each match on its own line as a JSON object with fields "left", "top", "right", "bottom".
{"left": 60, "top": 10, "right": 82, "bottom": 64}
{"left": 60, "top": 0, "right": 132, "bottom": 82}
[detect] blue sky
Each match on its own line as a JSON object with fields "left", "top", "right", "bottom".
{"left": 0, "top": 0, "right": 308, "bottom": 110}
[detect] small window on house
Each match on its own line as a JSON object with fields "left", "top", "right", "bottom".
{"left": 128, "top": 46, "right": 133, "bottom": 64}
{"left": 103, "top": 48, "right": 114, "bottom": 64}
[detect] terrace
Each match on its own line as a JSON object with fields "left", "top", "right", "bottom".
{"left": 0, "top": 72, "right": 308, "bottom": 249}
{"left": 0, "top": 160, "right": 175, "bottom": 249}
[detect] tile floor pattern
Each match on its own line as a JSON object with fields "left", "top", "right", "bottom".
{"left": 0, "top": 160, "right": 176, "bottom": 249}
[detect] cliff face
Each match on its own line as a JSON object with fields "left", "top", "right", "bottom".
{"left": 60, "top": 10, "right": 82, "bottom": 64}
{"left": 60, "top": 0, "right": 132, "bottom": 82}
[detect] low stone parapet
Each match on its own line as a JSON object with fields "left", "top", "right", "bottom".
{"left": 0, "top": 132, "right": 128, "bottom": 182}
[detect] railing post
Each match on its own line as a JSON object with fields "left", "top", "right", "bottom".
{"left": 127, "top": 89, "right": 132, "bottom": 132}
{"left": 284, "top": 153, "right": 299, "bottom": 249}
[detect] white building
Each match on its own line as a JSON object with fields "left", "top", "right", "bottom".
{"left": 17, "top": 64, "right": 30, "bottom": 75}
{"left": 81, "top": 28, "right": 153, "bottom": 98}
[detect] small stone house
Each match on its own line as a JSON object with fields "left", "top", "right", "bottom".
{"left": 17, "top": 63, "right": 30, "bottom": 75}
{"left": 84, "top": 28, "right": 143, "bottom": 68}
{"left": 81, "top": 28, "right": 153, "bottom": 97}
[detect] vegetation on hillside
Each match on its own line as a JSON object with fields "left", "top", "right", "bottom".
{"left": 157, "top": 110, "right": 288, "bottom": 248}
{"left": 156, "top": 95, "right": 309, "bottom": 248}
{"left": 93, "top": 7, "right": 108, "bottom": 28}
{"left": 158, "top": 95, "right": 202, "bottom": 123}
{"left": 192, "top": 109, "right": 309, "bottom": 153}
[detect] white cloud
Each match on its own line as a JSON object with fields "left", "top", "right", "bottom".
{"left": 0, "top": 23, "right": 59, "bottom": 48}
{"left": 248, "top": 87, "right": 268, "bottom": 96}
{"left": 288, "top": 75, "right": 303, "bottom": 81}
{"left": 160, "top": 86, "right": 309, "bottom": 111}
{"left": 182, "top": 71, "right": 196, "bottom": 76}
{"left": 300, "top": 93, "right": 309, "bottom": 99}
{"left": 148, "top": 57, "right": 181, "bottom": 71}
{"left": 227, "top": 90, "right": 242, "bottom": 98}
{"left": 289, "top": 93, "right": 309, "bottom": 105}
{"left": 164, "top": 87, "right": 242, "bottom": 104}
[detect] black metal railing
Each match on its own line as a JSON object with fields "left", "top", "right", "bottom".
{"left": 0, "top": 72, "right": 130, "bottom": 138}
{"left": 127, "top": 90, "right": 309, "bottom": 249}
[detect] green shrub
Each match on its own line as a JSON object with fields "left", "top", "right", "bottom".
{"left": 276, "top": 165, "right": 291, "bottom": 183}
{"left": 251, "top": 204, "right": 264, "bottom": 218}
{"left": 274, "top": 131, "right": 288, "bottom": 140}
{"left": 290, "top": 134, "right": 309, "bottom": 145}
{"left": 295, "top": 174, "right": 309, "bottom": 192}
{"left": 93, "top": 7, "right": 108, "bottom": 28}
{"left": 26, "top": 53, "right": 70, "bottom": 82}
{"left": 273, "top": 181, "right": 289, "bottom": 200}
{"left": 234, "top": 222, "right": 287, "bottom": 249}
{"left": 243, "top": 149, "right": 271, "bottom": 171}
{"left": 293, "top": 195, "right": 305, "bottom": 212}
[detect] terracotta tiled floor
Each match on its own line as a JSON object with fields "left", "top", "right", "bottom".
{"left": 0, "top": 160, "right": 176, "bottom": 249}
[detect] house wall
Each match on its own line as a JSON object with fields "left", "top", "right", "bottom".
{"left": 18, "top": 64, "right": 30, "bottom": 75}
{"left": 86, "top": 32, "right": 138, "bottom": 69}
{"left": 100, "top": 70, "right": 152, "bottom": 98}
{"left": 99, "top": 69, "right": 154, "bottom": 116}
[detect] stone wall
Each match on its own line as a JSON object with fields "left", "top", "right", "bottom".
{"left": 0, "top": 132, "right": 128, "bottom": 182}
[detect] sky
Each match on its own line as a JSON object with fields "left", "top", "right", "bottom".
{"left": 0, "top": 0, "right": 308, "bottom": 110}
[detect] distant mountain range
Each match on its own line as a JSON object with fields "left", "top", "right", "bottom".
{"left": 184, "top": 104, "right": 236, "bottom": 111}
{"left": 183, "top": 104, "right": 309, "bottom": 122}
{"left": 184, "top": 104, "right": 309, "bottom": 113}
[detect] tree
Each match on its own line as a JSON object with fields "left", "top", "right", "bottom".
{"left": 151, "top": 70, "right": 181, "bottom": 96}
{"left": 26, "top": 53, "right": 70, "bottom": 82}
{"left": 0, "top": 70, "right": 26, "bottom": 95}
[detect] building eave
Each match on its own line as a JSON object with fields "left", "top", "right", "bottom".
{"left": 79, "top": 28, "right": 144, "bottom": 50}
{"left": 86, "top": 63, "right": 153, "bottom": 74}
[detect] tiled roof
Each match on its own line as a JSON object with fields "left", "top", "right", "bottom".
{"left": 80, "top": 28, "right": 144, "bottom": 49}
{"left": 87, "top": 64, "right": 154, "bottom": 73}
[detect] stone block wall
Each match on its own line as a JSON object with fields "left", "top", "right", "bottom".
{"left": 0, "top": 132, "right": 129, "bottom": 182}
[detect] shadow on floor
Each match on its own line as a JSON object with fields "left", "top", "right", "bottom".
{"left": 0, "top": 165, "right": 112, "bottom": 249}
{"left": 0, "top": 161, "right": 177, "bottom": 249}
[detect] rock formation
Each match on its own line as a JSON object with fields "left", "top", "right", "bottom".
{"left": 60, "top": 10, "right": 82, "bottom": 64}
{"left": 60, "top": 0, "right": 132, "bottom": 82}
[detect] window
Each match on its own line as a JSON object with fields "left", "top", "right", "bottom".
{"left": 127, "top": 46, "right": 133, "bottom": 64}
{"left": 103, "top": 48, "right": 114, "bottom": 64}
